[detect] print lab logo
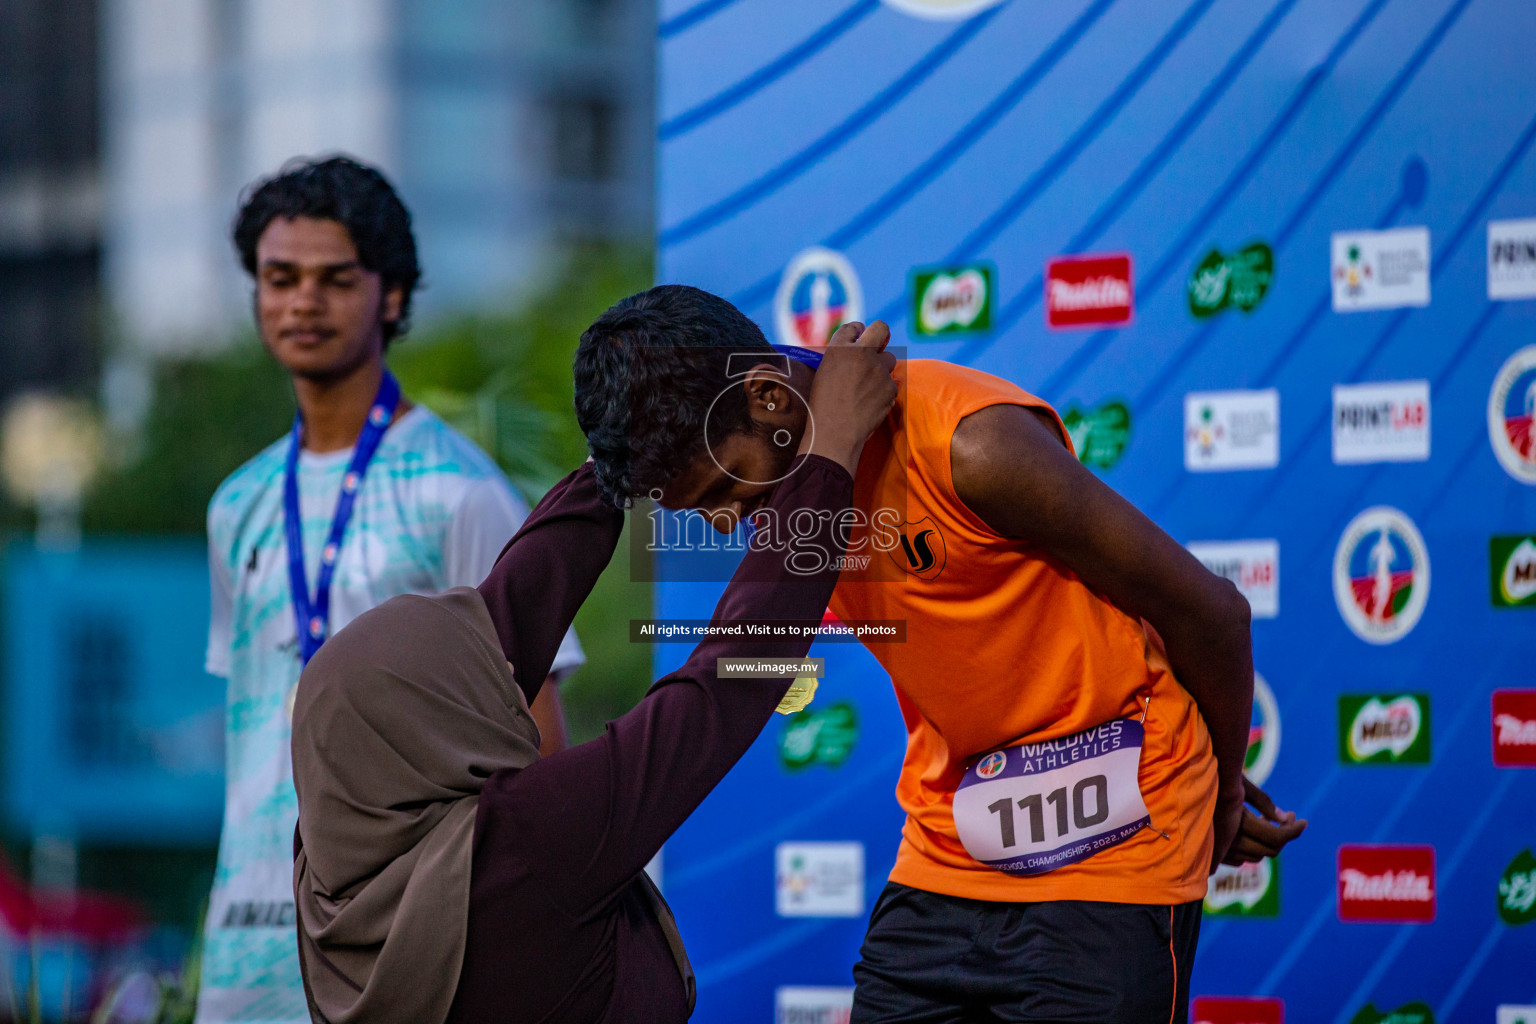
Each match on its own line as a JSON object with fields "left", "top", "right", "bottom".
{"left": 1332, "top": 507, "right": 1430, "bottom": 644}
{"left": 1061, "top": 399, "right": 1132, "bottom": 470}
{"left": 1045, "top": 253, "right": 1132, "bottom": 329}
{"left": 775, "top": 841, "right": 864, "bottom": 918}
{"left": 775, "top": 986, "right": 853, "bottom": 1024}
{"left": 1188, "top": 241, "right": 1274, "bottom": 319}
{"left": 1332, "top": 227, "right": 1431, "bottom": 312}
{"left": 1332, "top": 381, "right": 1430, "bottom": 464}
{"left": 1205, "top": 858, "right": 1279, "bottom": 917}
{"left": 911, "top": 262, "right": 994, "bottom": 337}
{"left": 1488, "top": 218, "right": 1536, "bottom": 300}
{"left": 1348, "top": 1001, "right": 1434, "bottom": 1024}
{"left": 1498, "top": 848, "right": 1536, "bottom": 926}
{"left": 778, "top": 701, "right": 858, "bottom": 771}
{"left": 1192, "top": 996, "right": 1283, "bottom": 1024}
{"left": 1184, "top": 390, "right": 1279, "bottom": 472}
{"left": 775, "top": 247, "right": 864, "bottom": 349}
{"left": 1492, "top": 689, "right": 1536, "bottom": 767}
{"left": 1339, "top": 694, "right": 1430, "bottom": 765}
{"left": 1186, "top": 540, "right": 1279, "bottom": 619}
{"left": 886, "top": 516, "right": 946, "bottom": 580}
{"left": 1487, "top": 345, "right": 1536, "bottom": 484}
{"left": 1337, "top": 845, "right": 1435, "bottom": 923}
{"left": 1490, "top": 536, "right": 1536, "bottom": 608}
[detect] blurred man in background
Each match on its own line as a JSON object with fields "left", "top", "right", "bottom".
{"left": 198, "top": 155, "right": 582, "bottom": 1024}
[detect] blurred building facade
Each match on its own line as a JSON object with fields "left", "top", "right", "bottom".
{"left": 3, "top": 0, "right": 655, "bottom": 408}
{"left": 0, "top": 0, "right": 102, "bottom": 399}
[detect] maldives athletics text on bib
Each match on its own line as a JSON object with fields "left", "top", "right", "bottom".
{"left": 953, "top": 718, "right": 1151, "bottom": 876}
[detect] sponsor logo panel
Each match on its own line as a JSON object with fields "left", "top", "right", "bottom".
{"left": 1499, "top": 849, "right": 1536, "bottom": 926}
{"left": 1488, "top": 218, "right": 1536, "bottom": 300}
{"left": 1061, "top": 399, "right": 1132, "bottom": 470}
{"left": 880, "top": 0, "right": 1006, "bottom": 18}
{"left": 1332, "top": 507, "right": 1430, "bottom": 644}
{"left": 1185, "top": 390, "right": 1280, "bottom": 472}
{"left": 1205, "top": 857, "right": 1280, "bottom": 917}
{"left": 1045, "top": 254, "right": 1133, "bottom": 329}
{"left": 1337, "top": 844, "right": 1435, "bottom": 922}
{"left": 1347, "top": 1001, "right": 1434, "bottom": 1024}
{"left": 1187, "top": 540, "right": 1279, "bottom": 619}
{"left": 1246, "top": 673, "right": 1281, "bottom": 786}
{"left": 1332, "top": 227, "right": 1431, "bottom": 312}
{"left": 776, "top": 986, "right": 854, "bottom": 1024}
{"left": 775, "top": 247, "right": 863, "bottom": 350}
{"left": 1188, "top": 241, "right": 1274, "bottom": 319}
{"left": 911, "top": 262, "right": 994, "bottom": 337}
{"left": 775, "top": 841, "right": 865, "bottom": 917}
{"left": 1492, "top": 689, "right": 1536, "bottom": 767}
{"left": 1332, "top": 381, "right": 1430, "bottom": 464}
{"left": 1488, "top": 345, "right": 1536, "bottom": 484}
{"left": 1193, "top": 997, "right": 1284, "bottom": 1024}
{"left": 1339, "top": 694, "right": 1430, "bottom": 764}
{"left": 778, "top": 701, "right": 859, "bottom": 771}
{"left": 1491, "top": 536, "right": 1536, "bottom": 607}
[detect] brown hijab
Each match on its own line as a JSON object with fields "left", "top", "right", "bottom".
{"left": 290, "top": 587, "right": 541, "bottom": 1024}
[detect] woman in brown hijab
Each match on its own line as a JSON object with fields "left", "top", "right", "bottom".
{"left": 290, "top": 324, "right": 897, "bottom": 1024}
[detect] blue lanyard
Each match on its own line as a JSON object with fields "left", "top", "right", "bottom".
{"left": 283, "top": 371, "right": 401, "bottom": 664}
{"left": 771, "top": 343, "right": 824, "bottom": 370}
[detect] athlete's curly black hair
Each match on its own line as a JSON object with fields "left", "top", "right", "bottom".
{"left": 574, "top": 285, "right": 775, "bottom": 507}
{"left": 233, "top": 155, "right": 421, "bottom": 346}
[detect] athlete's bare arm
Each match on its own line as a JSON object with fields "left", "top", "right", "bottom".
{"left": 950, "top": 402, "right": 1254, "bottom": 869}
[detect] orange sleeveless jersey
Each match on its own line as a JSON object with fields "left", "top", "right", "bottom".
{"left": 828, "top": 360, "right": 1217, "bottom": 904}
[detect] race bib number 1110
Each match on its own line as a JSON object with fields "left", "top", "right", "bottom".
{"left": 953, "top": 719, "right": 1151, "bottom": 876}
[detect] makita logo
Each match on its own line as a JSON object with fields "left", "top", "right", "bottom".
{"left": 1046, "top": 254, "right": 1133, "bottom": 328}
{"left": 1048, "top": 276, "right": 1130, "bottom": 311}
{"left": 1493, "top": 690, "right": 1536, "bottom": 767}
{"left": 1496, "top": 714, "right": 1536, "bottom": 746}
{"left": 1340, "top": 869, "right": 1432, "bottom": 902}
{"left": 1337, "top": 845, "right": 1435, "bottom": 922}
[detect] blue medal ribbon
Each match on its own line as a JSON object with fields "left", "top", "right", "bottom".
{"left": 284, "top": 371, "right": 401, "bottom": 664}
{"left": 771, "top": 343, "right": 824, "bottom": 370}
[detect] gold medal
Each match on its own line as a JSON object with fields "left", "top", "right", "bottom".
{"left": 775, "top": 676, "right": 819, "bottom": 715}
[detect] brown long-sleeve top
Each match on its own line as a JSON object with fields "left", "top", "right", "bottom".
{"left": 448, "top": 453, "right": 854, "bottom": 1024}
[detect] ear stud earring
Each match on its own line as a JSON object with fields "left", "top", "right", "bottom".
{"left": 767, "top": 402, "right": 776, "bottom": 410}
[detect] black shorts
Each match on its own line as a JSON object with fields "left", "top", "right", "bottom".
{"left": 850, "top": 882, "right": 1202, "bottom": 1024}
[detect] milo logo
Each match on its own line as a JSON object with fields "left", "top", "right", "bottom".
{"left": 1340, "top": 694, "right": 1430, "bottom": 764}
{"left": 1499, "top": 849, "right": 1536, "bottom": 926}
{"left": 1349, "top": 1002, "right": 1434, "bottom": 1024}
{"left": 1491, "top": 536, "right": 1536, "bottom": 608}
{"left": 778, "top": 701, "right": 859, "bottom": 771}
{"left": 1204, "top": 858, "right": 1279, "bottom": 917}
{"left": 1061, "top": 399, "right": 1132, "bottom": 470}
{"left": 1188, "top": 241, "right": 1274, "bottom": 319}
{"left": 911, "top": 262, "right": 995, "bottom": 337}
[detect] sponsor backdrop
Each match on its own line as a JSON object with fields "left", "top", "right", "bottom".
{"left": 656, "top": 0, "right": 1536, "bottom": 1020}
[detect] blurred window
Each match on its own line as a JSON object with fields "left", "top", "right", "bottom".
{"left": 550, "top": 94, "right": 618, "bottom": 182}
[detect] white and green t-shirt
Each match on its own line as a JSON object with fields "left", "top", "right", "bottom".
{"left": 198, "top": 406, "right": 582, "bottom": 1024}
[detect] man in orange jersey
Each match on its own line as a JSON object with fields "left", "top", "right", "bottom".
{"left": 574, "top": 285, "right": 1305, "bottom": 1023}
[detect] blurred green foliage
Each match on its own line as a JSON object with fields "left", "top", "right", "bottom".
{"left": 77, "top": 241, "right": 656, "bottom": 742}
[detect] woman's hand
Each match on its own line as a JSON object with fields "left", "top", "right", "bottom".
{"left": 799, "top": 320, "right": 898, "bottom": 475}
